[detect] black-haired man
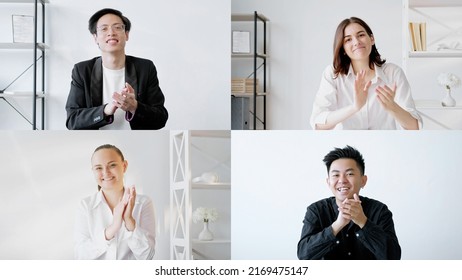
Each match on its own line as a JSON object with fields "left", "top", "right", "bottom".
{"left": 66, "top": 8, "right": 168, "bottom": 130}
{"left": 297, "top": 145, "right": 401, "bottom": 259}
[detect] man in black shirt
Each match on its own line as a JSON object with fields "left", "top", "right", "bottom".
{"left": 297, "top": 146, "right": 401, "bottom": 260}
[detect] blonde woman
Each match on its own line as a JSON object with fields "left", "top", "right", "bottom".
{"left": 74, "top": 144, "right": 155, "bottom": 259}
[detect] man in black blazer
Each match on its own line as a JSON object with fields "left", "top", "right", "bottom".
{"left": 65, "top": 8, "right": 168, "bottom": 130}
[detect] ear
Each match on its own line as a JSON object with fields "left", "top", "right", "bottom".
{"left": 123, "top": 160, "right": 128, "bottom": 173}
{"left": 370, "top": 34, "right": 375, "bottom": 45}
{"left": 361, "top": 175, "right": 368, "bottom": 188}
{"left": 125, "top": 31, "right": 130, "bottom": 41}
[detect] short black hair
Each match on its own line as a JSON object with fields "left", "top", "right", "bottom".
{"left": 88, "top": 8, "right": 131, "bottom": 34}
{"left": 323, "top": 145, "right": 365, "bottom": 175}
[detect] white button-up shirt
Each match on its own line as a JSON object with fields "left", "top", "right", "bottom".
{"left": 74, "top": 191, "right": 156, "bottom": 260}
{"left": 310, "top": 63, "right": 422, "bottom": 129}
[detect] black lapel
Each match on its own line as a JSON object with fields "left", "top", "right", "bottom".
{"left": 90, "top": 57, "right": 103, "bottom": 106}
{"left": 125, "top": 56, "right": 138, "bottom": 97}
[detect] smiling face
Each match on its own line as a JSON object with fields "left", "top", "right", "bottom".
{"left": 93, "top": 13, "right": 129, "bottom": 55}
{"left": 91, "top": 148, "right": 127, "bottom": 192}
{"left": 343, "top": 23, "right": 374, "bottom": 63}
{"left": 327, "top": 158, "right": 367, "bottom": 205}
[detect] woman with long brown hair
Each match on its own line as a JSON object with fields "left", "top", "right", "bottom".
{"left": 310, "top": 17, "right": 421, "bottom": 130}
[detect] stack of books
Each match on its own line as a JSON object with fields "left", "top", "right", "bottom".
{"left": 231, "top": 78, "right": 258, "bottom": 94}
{"left": 409, "top": 22, "right": 427, "bottom": 51}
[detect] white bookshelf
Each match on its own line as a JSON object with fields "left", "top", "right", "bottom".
{"left": 170, "top": 131, "right": 231, "bottom": 260}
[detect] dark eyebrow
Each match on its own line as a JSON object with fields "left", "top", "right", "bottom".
{"left": 330, "top": 168, "right": 355, "bottom": 173}
{"left": 344, "top": 30, "right": 366, "bottom": 38}
{"left": 93, "top": 161, "right": 117, "bottom": 167}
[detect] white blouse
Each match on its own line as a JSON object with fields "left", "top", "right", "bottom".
{"left": 74, "top": 191, "right": 156, "bottom": 260}
{"left": 310, "top": 63, "right": 422, "bottom": 130}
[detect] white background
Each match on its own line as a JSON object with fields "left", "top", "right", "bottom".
{"left": 0, "top": 131, "right": 170, "bottom": 259}
{"left": 232, "top": 130, "right": 462, "bottom": 260}
{"left": 0, "top": 0, "right": 230, "bottom": 130}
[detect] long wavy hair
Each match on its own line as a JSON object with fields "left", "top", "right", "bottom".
{"left": 333, "top": 17, "right": 385, "bottom": 78}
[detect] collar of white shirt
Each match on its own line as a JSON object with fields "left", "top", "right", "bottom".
{"left": 346, "top": 64, "right": 390, "bottom": 85}
{"left": 90, "top": 190, "right": 107, "bottom": 210}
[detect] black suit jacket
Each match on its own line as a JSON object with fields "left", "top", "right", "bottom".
{"left": 65, "top": 56, "right": 168, "bottom": 130}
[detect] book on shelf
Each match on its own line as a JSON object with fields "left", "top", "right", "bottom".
{"left": 420, "top": 22, "right": 426, "bottom": 51}
{"left": 409, "top": 22, "right": 427, "bottom": 52}
{"left": 231, "top": 78, "right": 258, "bottom": 94}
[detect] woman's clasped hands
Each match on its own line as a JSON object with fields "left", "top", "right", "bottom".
{"left": 105, "top": 186, "right": 137, "bottom": 240}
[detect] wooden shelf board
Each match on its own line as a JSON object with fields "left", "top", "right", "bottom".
{"left": 231, "top": 13, "right": 269, "bottom": 22}
{"left": 0, "top": 91, "right": 45, "bottom": 98}
{"left": 192, "top": 239, "right": 231, "bottom": 244}
{"left": 415, "top": 99, "right": 462, "bottom": 109}
{"left": 0, "top": 43, "right": 48, "bottom": 50}
{"left": 191, "top": 130, "right": 230, "bottom": 138}
{"left": 232, "top": 92, "right": 268, "bottom": 97}
{"left": 409, "top": 51, "right": 462, "bottom": 58}
{"left": 410, "top": 0, "right": 462, "bottom": 7}
{"left": 192, "top": 183, "right": 231, "bottom": 190}
{"left": 232, "top": 53, "right": 268, "bottom": 59}
{"left": 0, "top": 0, "right": 49, "bottom": 3}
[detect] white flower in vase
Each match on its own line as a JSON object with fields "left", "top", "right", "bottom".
{"left": 437, "top": 73, "right": 460, "bottom": 107}
{"left": 193, "top": 207, "right": 218, "bottom": 241}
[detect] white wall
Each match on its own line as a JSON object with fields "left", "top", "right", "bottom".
{"left": 231, "top": 130, "right": 462, "bottom": 260}
{"left": 0, "top": 0, "right": 230, "bottom": 130}
{"left": 0, "top": 131, "right": 170, "bottom": 259}
{"left": 232, "top": 0, "right": 403, "bottom": 129}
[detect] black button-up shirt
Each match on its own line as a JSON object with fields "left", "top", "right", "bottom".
{"left": 297, "top": 196, "right": 401, "bottom": 260}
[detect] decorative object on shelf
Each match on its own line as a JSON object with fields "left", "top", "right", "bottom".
{"left": 437, "top": 41, "right": 462, "bottom": 51}
{"left": 437, "top": 73, "right": 460, "bottom": 107}
{"left": 232, "top": 31, "right": 250, "bottom": 54}
{"left": 12, "top": 15, "right": 34, "bottom": 43}
{"left": 192, "top": 172, "right": 219, "bottom": 184}
{"left": 193, "top": 207, "right": 218, "bottom": 241}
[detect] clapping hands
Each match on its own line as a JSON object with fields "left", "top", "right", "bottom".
{"left": 105, "top": 186, "right": 137, "bottom": 240}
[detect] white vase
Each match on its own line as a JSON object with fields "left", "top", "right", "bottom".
{"left": 442, "top": 87, "right": 456, "bottom": 107}
{"left": 198, "top": 221, "right": 214, "bottom": 241}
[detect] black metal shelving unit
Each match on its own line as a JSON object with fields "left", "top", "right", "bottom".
{"left": 0, "top": 0, "right": 48, "bottom": 130}
{"left": 231, "top": 11, "right": 268, "bottom": 130}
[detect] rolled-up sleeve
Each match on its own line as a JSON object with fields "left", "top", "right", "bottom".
{"left": 125, "top": 197, "right": 156, "bottom": 260}
{"left": 74, "top": 200, "right": 111, "bottom": 260}
{"left": 310, "top": 66, "right": 339, "bottom": 129}
{"left": 392, "top": 66, "right": 423, "bottom": 129}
